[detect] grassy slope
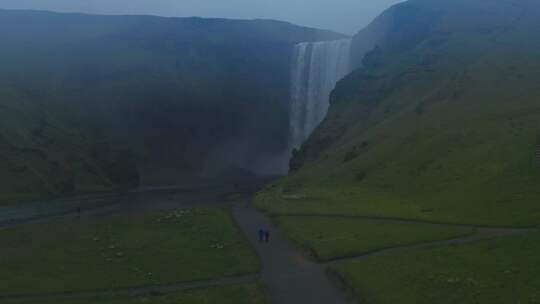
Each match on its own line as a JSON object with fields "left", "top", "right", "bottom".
{"left": 258, "top": 0, "right": 540, "bottom": 227}
{"left": 0, "top": 209, "right": 258, "bottom": 295}
{"left": 13, "top": 284, "right": 267, "bottom": 304}
{"left": 274, "top": 216, "right": 473, "bottom": 260}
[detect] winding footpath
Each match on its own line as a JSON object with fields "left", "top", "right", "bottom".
{"left": 325, "top": 226, "right": 534, "bottom": 265}
{"left": 231, "top": 200, "right": 355, "bottom": 304}
{"left": 0, "top": 184, "right": 536, "bottom": 303}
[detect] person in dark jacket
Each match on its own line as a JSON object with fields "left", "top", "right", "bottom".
{"left": 264, "top": 230, "right": 270, "bottom": 243}
{"left": 258, "top": 229, "right": 264, "bottom": 242}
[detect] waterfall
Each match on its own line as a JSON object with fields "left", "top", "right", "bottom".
{"left": 289, "top": 39, "right": 352, "bottom": 151}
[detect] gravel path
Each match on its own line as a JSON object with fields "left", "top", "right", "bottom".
{"left": 324, "top": 226, "right": 535, "bottom": 265}
{"left": 231, "top": 200, "right": 356, "bottom": 304}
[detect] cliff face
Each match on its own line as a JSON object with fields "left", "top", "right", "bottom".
{"left": 283, "top": 0, "right": 540, "bottom": 226}
{"left": 0, "top": 10, "right": 344, "bottom": 203}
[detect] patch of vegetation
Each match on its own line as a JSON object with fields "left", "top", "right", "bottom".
{"left": 13, "top": 284, "right": 267, "bottom": 304}
{"left": 274, "top": 216, "right": 473, "bottom": 260}
{"left": 90, "top": 143, "right": 140, "bottom": 189}
{"left": 334, "top": 232, "right": 540, "bottom": 304}
{"left": 0, "top": 209, "right": 259, "bottom": 295}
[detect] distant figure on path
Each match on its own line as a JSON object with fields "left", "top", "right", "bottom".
{"left": 264, "top": 230, "right": 270, "bottom": 243}
{"left": 258, "top": 229, "right": 264, "bottom": 242}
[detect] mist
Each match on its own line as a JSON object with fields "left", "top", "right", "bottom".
{"left": 0, "top": 0, "right": 402, "bottom": 34}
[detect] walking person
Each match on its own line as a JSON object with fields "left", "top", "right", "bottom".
{"left": 258, "top": 228, "right": 264, "bottom": 242}
{"left": 264, "top": 230, "right": 270, "bottom": 243}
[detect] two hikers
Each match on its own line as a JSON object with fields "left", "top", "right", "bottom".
{"left": 258, "top": 229, "right": 270, "bottom": 243}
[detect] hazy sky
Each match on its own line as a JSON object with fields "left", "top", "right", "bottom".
{"left": 0, "top": 0, "right": 403, "bottom": 34}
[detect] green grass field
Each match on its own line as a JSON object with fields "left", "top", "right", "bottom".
{"left": 255, "top": 111, "right": 540, "bottom": 227}
{"left": 334, "top": 232, "right": 540, "bottom": 304}
{"left": 12, "top": 284, "right": 267, "bottom": 304}
{"left": 274, "top": 216, "right": 474, "bottom": 260}
{"left": 0, "top": 208, "right": 259, "bottom": 295}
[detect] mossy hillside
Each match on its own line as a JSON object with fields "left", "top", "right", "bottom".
{"left": 258, "top": 0, "right": 540, "bottom": 227}
{"left": 0, "top": 10, "right": 345, "bottom": 204}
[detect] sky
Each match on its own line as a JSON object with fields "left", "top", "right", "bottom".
{"left": 0, "top": 0, "right": 403, "bottom": 34}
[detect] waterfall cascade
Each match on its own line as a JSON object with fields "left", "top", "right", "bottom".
{"left": 289, "top": 39, "right": 352, "bottom": 152}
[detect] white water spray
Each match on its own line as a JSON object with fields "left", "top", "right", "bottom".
{"left": 289, "top": 39, "right": 352, "bottom": 151}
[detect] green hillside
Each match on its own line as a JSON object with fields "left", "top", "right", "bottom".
{"left": 0, "top": 10, "right": 342, "bottom": 204}
{"left": 259, "top": 0, "right": 540, "bottom": 227}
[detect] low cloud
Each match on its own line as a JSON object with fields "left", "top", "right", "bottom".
{"left": 0, "top": 0, "right": 403, "bottom": 34}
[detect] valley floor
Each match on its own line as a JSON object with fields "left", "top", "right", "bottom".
{"left": 1, "top": 180, "right": 538, "bottom": 304}
{"left": 0, "top": 180, "right": 353, "bottom": 304}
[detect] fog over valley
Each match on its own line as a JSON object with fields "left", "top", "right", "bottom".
{"left": 0, "top": 0, "right": 403, "bottom": 34}
{"left": 1, "top": 1, "right": 540, "bottom": 303}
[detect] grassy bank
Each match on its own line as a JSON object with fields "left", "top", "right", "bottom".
{"left": 0, "top": 208, "right": 259, "bottom": 295}
{"left": 335, "top": 232, "right": 540, "bottom": 304}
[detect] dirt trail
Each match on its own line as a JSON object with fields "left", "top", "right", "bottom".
{"left": 231, "top": 200, "right": 356, "bottom": 304}
{"left": 324, "top": 226, "right": 535, "bottom": 265}
{"left": 274, "top": 213, "right": 538, "bottom": 230}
